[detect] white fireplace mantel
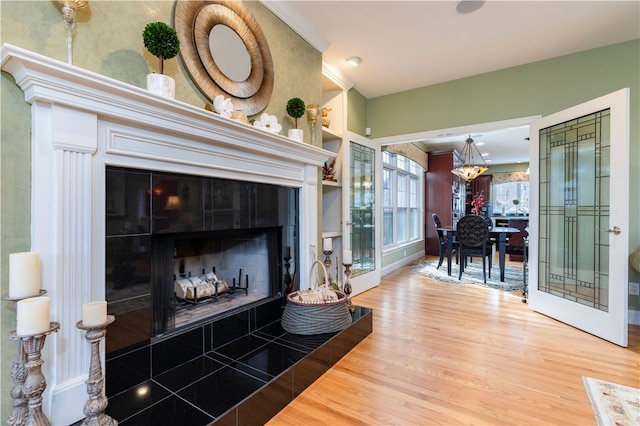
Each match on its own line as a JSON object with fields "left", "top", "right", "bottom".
{"left": 1, "top": 43, "right": 329, "bottom": 425}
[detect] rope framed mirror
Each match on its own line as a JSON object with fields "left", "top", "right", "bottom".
{"left": 174, "top": 0, "right": 274, "bottom": 115}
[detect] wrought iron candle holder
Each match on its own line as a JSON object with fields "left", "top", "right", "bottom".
{"left": 76, "top": 315, "right": 117, "bottom": 426}
{"left": 342, "top": 263, "right": 355, "bottom": 313}
{"left": 8, "top": 321, "right": 60, "bottom": 426}
{"left": 323, "top": 250, "right": 333, "bottom": 286}
{"left": 3, "top": 290, "right": 48, "bottom": 426}
{"left": 284, "top": 256, "right": 293, "bottom": 295}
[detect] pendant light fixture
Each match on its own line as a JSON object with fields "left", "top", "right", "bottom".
{"left": 451, "top": 135, "right": 489, "bottom": 180}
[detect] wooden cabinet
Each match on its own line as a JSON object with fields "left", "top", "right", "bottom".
{"left": 465, "top": 174, "right": 492, "bottom": 214}
{"left": 424, "top": 149, "right": 465, "bottom": 256}
{"left": 507, "top": 218, "right": 529, "bottom": 261}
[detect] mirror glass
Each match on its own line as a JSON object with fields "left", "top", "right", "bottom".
{"left": 209, "top": 24, "right": 251, "bottom": 82}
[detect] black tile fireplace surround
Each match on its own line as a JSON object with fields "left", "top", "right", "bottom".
{"left": 103, "top": 298, "right": 372, "bottom": 425}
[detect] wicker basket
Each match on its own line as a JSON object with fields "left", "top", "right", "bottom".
{"left": 281, "top": 260, "right": 353, "bottom": 335}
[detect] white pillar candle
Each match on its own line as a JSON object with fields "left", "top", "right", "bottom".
{"left": 82, "top": 301, "right": 107, "bottom": 327}
{"left": 16, "top": 296, "right": 50, "bottom": 336}
{"left": 343, "top": 250, "right": 352, "bottom": 265}
{"left": 323, "top": 238, "right": 332, "bottom": 252}
{"left": 9, "top": 252, "right": 40, "bottom": 298}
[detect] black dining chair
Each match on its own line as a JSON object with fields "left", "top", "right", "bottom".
{"left": 432, "top": 213, "right": 457, "bottom": 269}
{"left": 481, "top": 213, "right": 499, "bottom": 248}
{"left": 456, "top": 214, "right": 492, "bottom": 283}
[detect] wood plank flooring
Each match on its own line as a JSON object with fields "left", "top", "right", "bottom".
{"left": 267, "top": 255, "right": 640, "bottom": 425}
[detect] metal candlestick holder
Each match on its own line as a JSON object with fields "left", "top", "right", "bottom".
{"left": 342, "top": 263, "right": 355, "bottom": 313}
{"left": 323, "top": 250, "right": 333, "bottom": 285}
{"left": 76, "top": 316, "right": 117, "bottom": 426}
{"left": 8, "top": 321, "right": 60, "bottom": 426}
{"left": 284, "top": 256, "right": 293, "bottom": 295}
{"left": 3, "top": 290, "right": 48, "bottom": 426}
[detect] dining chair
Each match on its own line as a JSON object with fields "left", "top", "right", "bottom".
{"left": 481, "top": 213, "right": 498, "bottom": 247}
{"left": 456, "top": 214, "right": 491, "bottom": 283}
{"left": 466, "top": 214, "right": 495, "bottom": 265}
{"left": 432, "top": 213, "right": 457, "bottom": 269}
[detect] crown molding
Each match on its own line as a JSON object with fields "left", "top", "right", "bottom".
{"left": 259, "top": 0, "right": 331, "bottom": 52}
{"left": 322, "top": 59, "right": 354, "bottom": 91}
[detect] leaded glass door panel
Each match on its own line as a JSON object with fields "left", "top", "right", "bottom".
{"left": 350, "top": 141, "right": 375, "bottom": 276}
{"left": 343, "top": 132, "right": 380, "bottom": 295}
{"left": 529, "top": 89, "right": 629, "bottom": 347}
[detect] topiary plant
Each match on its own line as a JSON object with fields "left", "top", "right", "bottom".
{"left": 286, "top": 97, "right": 305, "bottom": 129}
{"left": 142, "top": 22, "right": 180, "bottom": 75}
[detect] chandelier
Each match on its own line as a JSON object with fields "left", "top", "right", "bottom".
{"left": 451, "top": 135, "right": 489, "bottom": 180}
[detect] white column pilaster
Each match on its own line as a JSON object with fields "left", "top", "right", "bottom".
{"left": 299, "top": 164, "right": 319, "bottom": 289}
{"left": 32, "top": 102, "right": 97, "bottom": 425}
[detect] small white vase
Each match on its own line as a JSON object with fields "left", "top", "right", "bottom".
{"left": 146, "top": 73, "right": 175, "bottom": 99}
{"left": 288, "top": 128, "right": 303, "bottom": 142}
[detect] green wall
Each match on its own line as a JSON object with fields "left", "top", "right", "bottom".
{"left": 0, "top": 0, "right": 321, "bottom": 418}
{"left": 368, "top": 40, "right": 639, "bottom": 139}
{"left": 347, "top": 87, "right": 368, "bottom": 135}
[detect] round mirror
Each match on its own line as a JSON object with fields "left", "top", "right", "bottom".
{"left": 209, "top": 24, "right": 251, "bottom": 83}
{"left": 175, "top": 0, "right": 274, "bottom": 115}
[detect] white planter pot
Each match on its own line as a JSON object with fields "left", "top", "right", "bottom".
{"left": 146, "top": 73, "right": 175, "bottom": 99}
{"left": 288, "top": 128, "right": 303, "bottom": 142}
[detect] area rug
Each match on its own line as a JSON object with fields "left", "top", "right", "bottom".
{"left": 583, "top": 376, "right": 640, "bottom": 426}
{"left": 409, "top": 259, "right": 524, "bottom": 291}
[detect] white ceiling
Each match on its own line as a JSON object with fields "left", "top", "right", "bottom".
{"left": 263, "top": 0, "right": 639, "bottom": 164}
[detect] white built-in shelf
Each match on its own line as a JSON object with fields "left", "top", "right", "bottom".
{"left": 322, "top": 231, "right": 342, "bottom": 239}
{"left": 322, "top": 180, "right": 341, "bottom": 188}
{"left": 322, "top": 126, "right": 342, "bottom": 141}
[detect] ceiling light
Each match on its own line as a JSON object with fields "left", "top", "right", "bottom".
{"left": 451, "top": 135, "right": 489, "bottom": 181}
{"left": 346, "top": 56, "right": 362, "bottom": 66}
{"left": 456, "top": 0, "right": 485, "bottom": 14}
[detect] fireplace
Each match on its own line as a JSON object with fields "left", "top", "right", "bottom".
{"left": 1, "top": 45, "right": 332, "bottom": 425}
{"left": 105, "top": 167, "right": 298, "bottom": 351}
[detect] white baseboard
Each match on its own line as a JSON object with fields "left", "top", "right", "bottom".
{"left": 47, "top": 375, "right": 87, "bottom": 426}
{"left": 629, "top": 309, "right": 640, "bottom": 326}
{"left": 381, "top": 251, "right": 424, "bottom": 276}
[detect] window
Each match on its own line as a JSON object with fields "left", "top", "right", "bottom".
{"left": 492, "top": 181, "right": 529, "bottom": 215}
{"left": 382, "top": 151, "right": 424, "bottom": 250}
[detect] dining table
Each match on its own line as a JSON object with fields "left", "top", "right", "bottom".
{"left": 437, "top": 226, "right": 521, "bottom": 282}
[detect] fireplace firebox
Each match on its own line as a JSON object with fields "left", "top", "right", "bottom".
{"left": 105, "top": 167, "right": 299, "bottom": 354}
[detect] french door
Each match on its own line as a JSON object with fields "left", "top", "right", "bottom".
{"left": 343, "top": 131, "right": 380, "bottom": 295}
{"left": 528, "top": 89, "right": 630, "bottom": 346}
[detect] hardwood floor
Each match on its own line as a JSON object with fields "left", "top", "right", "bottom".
{"left": 267, "top": 255, "right": 640, "bottom": 425}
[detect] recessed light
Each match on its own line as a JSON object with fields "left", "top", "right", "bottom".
{"left": 456, "top": 0, "right": 485, "bottom": 14}
{"left": 346, "top": 56, "right": 363, "bottom": 66}
{"left": 475, "top": 141, "right": 485, "bottom": 146}
{"left": 482, "top": 153, "right": 489, "bottom": 156}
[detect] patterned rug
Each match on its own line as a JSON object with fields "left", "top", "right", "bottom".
{"left": 409, "top": 259, "right": 524, "bottom": 291}
{"left": 583, "top": 376, "right": 640, "bottom": 426}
